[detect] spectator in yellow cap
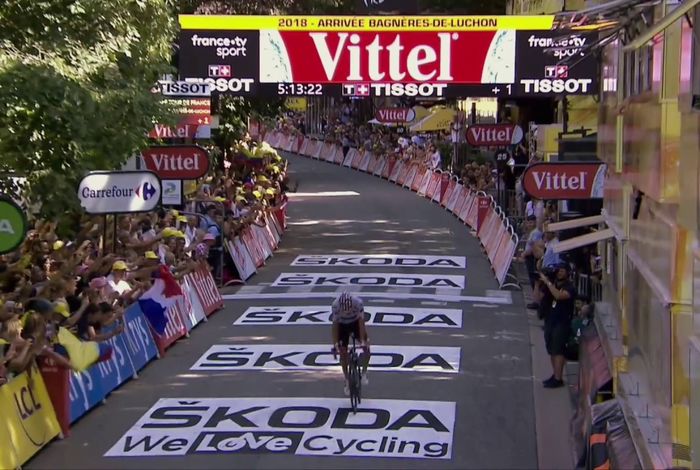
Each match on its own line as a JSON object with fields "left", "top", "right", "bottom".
{"left": 107, "top": 260, "right": 132, "bottom": 296}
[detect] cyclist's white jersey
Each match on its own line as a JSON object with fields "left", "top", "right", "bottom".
{"left": 331, "top": 295, "right": 364, "bottom": 324}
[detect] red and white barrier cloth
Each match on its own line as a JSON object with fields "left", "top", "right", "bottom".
{"left": 265, "top": 132, "right": 518, "bottom": 287}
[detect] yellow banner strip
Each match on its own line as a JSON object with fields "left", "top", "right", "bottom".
{"left": 179, "top": 15, "right": 555, "bottom": 31}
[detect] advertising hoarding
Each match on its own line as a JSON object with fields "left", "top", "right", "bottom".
{"left": 78, "top": 171, "right": 162, "bottom": 214}
{"left": 177, "top": 15, "right": 598, "bottom": 98}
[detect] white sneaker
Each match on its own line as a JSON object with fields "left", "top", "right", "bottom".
{"left": 362, "top": 373, "right": 369, "bottom": 386}
{"left": 343, "top": 382, "right": 350, "bottom": 396}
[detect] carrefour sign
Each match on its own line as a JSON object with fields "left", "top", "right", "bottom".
{"left": 78, "top": 171, "right": 162, "bottom": 214}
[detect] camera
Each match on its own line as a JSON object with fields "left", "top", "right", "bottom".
{"left": 540, "top": 266, "right": 557, "bottom": 280}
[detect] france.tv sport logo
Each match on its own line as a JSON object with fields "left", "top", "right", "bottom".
{"left": 135, "top": 182, "right": 157, "bottom": 201}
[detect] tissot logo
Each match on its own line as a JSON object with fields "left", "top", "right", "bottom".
{"left": 106, "top": 397, "right": 456, "bottom": 459}
{"left": 520, "top": 78, "right": 592, "bottom": 94}
{"left": 208, "top": 65, "right": 232, "bottom": 78}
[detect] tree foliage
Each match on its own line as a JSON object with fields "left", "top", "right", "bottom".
{"left": 0, "top": 1, "right": 178, "bottom": 220}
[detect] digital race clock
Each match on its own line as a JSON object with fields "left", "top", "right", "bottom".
{"left": 276, "top": 83, "right": 324, "bottom": 96}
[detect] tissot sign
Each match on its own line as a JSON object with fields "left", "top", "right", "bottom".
{"left": 141, "top": 145, "right": 210, "bottom": 179}
{"left": 177, "top": 15, "right": 598, "bottom": 97}
{"left": 466, "top": 124, "right": 523, "bottom": 147}
{"left": 522, "top": 162, "right": 607, "bottom": 200}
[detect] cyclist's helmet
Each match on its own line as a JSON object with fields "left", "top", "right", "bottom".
{"left": 338, "top": 292, "right": 353, "bottom": 311}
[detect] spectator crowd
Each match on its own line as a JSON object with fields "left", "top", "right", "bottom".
{"left": 0, "top": 138, "right": 289, "bottom": 385}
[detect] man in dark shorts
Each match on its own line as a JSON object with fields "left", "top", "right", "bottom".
{"left": 539, "top": 263, "right": 576, "bottom": 388}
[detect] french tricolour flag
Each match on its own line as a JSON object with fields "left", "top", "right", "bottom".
{"left": 138, "top": 266, "right": 183, "bottom": 335}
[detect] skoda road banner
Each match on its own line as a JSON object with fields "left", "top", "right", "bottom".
{"left": 105, "top": 397, "right": 456, "bottom": 459}
{"left": 191, "top": 344, "right": 461, "bottom": 373}
{"left": 234, "top": 306, "right": 463, "bottom": 328}
{"left": 522, "top": 162, "right": 607, "bottom": 200}
{"left": 271, "top": 272, "right": 465, "bottom": 288}
{"left": 291, "top": 254, "right": 466, "bottom": 268}
{"left": 177, "top": 15, "right": 597, "bottom": 97}
{"left": 78, "top": 171, "right": 161, "bottom": 214}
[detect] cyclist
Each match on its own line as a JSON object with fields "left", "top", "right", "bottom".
{"left": 331, "top": 291, "right": 370, "bottom": 396}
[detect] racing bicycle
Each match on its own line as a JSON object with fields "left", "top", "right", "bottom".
{"left": 333, "top": 334, "right": 362, "bottom": 412}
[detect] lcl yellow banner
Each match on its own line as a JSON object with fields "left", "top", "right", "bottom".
{"left": 0, "top": 366, "right": 61, "bottom": 468}
{"left": 179, "top": 15, "right": 555, "bottom": 31}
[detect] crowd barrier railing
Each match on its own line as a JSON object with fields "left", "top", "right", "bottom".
{"left": 268, "top": 131, "right": 519, "bottom": 289}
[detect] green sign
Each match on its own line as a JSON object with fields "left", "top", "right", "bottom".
{"left": 0, "top": 197, "right": 27, "bottom": 254}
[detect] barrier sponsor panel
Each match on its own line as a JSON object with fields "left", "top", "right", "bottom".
{"left": 441, "top": 178, "right": 455, "bottom": 207}
{"left": 418, "top": 170, "right": 431, "bottom": 196}
{"left": 151, "top": 299, "right": 188, "bottom": 357}
{"left": 351, "top": 149, "right": 364, "bottom": 169}
{"left": 192, "top": 344, "right": 461, "bottom": 373}
{"left": 359, "top": 151, "right": 371, "bottom": 172}
{"left": 494, "top": 231, "right": 517, "bottom": 286}
{"left": 234, "top": 306, "right": 463, "bottom": 328}
{"left": 180, "top": 275, "right": 208, "bottom": 331}
{"left": 475, "top": 196, "right": 491, "bottom": 232}
{"left": 299, "top": 137, "right": 310, "bottom": 156}
{"left": 382, "top": 158, "right": 394, "bottom": 179}
{"left": 426, "top": 172, "right": 441, "bottom": 201}
{"left": 410, "top": 165, "right": 424, "bottom": 192}
{"left": 396, "top": 162, "right": 410, "bottom": 186}
{"left": 465, "top": 193, "right": 479, "bottom": 229}
{"left": 333, "top": 145, "right": 345, "bottom": 165}
{"left": 389, "top": 160, "right": 402, "bottom": 182}
{"left": 240, "top": 226, "right": 265, "bottom": 267}
{"left": 272, "top": 272, "right": 465, "bottom": 289}
{"left": 446, "top": 185, "right": 464, "bottom": 214}
{"left": 291, "top": 254, "right": 466, "bottom": 269}
{"left": 106, "top": 397, "right": 456, "bottom": 459}
{"left": 373, "top": 156, "right": 386, "bottom": 177}
{"left": 189, "top": 266, "right": 224, "bottom": 316}
{"left": 366, "top": 152, "right": 379, "bottom": 174}
{"left": 455, "top": 191, "right": 470, "bottom": 222}
{"left": 253, "top": 224, "right": 274, "bottom": 260}
{"left": 0, "top": 366, "right": 61, "bottom": 469}
{"left": 312, "top": 140, "right": 323, "bottom": 159}
{"left": 227, "top": 237, "right": 257, "bottom": 281}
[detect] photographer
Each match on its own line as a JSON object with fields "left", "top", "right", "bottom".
{"left": 539, "top": 263, "right": 577, "bottom": 388}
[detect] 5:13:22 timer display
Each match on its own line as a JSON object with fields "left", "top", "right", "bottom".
{"left": 277, "top": 83, "right": 324, "bottom": 95}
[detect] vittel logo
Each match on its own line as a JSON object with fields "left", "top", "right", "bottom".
{"left": 190, "top": 34, "right": 248, "bottom": 59}
{"left": 309, "top": 32, "right": 458, "bottom": 82}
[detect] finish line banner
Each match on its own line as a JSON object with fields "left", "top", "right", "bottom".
{"left": 178, "top": 15, "right": 598, "bottom": 98}
{"left": 106, "top": 397, "right": 456, "bottom": 459}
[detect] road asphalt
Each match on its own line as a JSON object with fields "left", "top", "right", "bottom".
{"left": 27, "top": 153, "right": 539, "bottom": 469}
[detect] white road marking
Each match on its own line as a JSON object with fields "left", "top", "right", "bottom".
{"left": 222, "top": 292, "right": 511, "bottom": 304}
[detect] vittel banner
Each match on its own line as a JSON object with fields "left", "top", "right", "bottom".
{"left": 105, "top": 397, "right": 456, "bottom": 459}
{"left": 177, "top": 15, "right": 597, "bottom": 97}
